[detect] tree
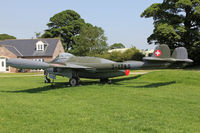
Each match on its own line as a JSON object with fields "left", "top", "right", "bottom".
{"left": 42, "top": 9, "right": 108, "bottom": 56}
{"left": 141, "top": 0, "right": 200, "bottom": 64}
{"left": 0, "top": 34, "right": 16, "bottom": 40}
{"left": 110, "top": 43, "right": 125, "bottom": 49}
{"left": 131, "top": 52, "right": 145, "bottom": 61}
{"left": 42, "top": 10, "right": 85, "bottom": 50}
{"left": 70, "top": 23, "right": 108, "bottom": 56}
{"left": 35, "top": 32, "right": 41, "bottom": 38}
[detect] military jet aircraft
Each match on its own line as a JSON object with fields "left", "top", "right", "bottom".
{"left": 6, "top": 44, "right": 193, "bottom": 86}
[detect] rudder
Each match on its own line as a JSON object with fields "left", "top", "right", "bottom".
{"left": 152, "top": 44, "right": 171, "bottom": 58}
{"left": 171, "top": 47, "right": 193, "bottom": 63}
{"left": 143, "top": 44, "right": 174, "bottom": 62}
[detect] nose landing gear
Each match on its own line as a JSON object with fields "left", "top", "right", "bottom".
{"left": 45, "top": 76, "right": 51, "bottom": 83}
{"left": 44, "top": 70, "right": 81, "bottom": 87}
{"left": 44, "top": 71, "right": 51, "bottom": 83}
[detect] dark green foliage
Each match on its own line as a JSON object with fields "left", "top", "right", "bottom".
{"left": 148, "top": 53, "right": 153, "bottom": 57}
{"left": 69, "top": 23, "right": 108, "bottom": 56}
{"left": 141, "top": 0, "right": 200, "bottom": 64}
{"left": 96, "top": 47, "right": 145, "bottom": 62}
{"left": 35, "top": 32, "right": 41, "bottom": 38}
{"left": 0, "top": 34, "right": 16, "bottom": 40}
{"left": 109, "top": 43, "right": 125, "bottom": 49}
{"left": 42, "top": 10, "right": 108, "bottom": 56}
{"left": 106, "top": 51, "right": 123, "bottom": 62}
{"left": 42, "top": 10, "right": 85, "bottom": 50}
{"left": 131, "top": 52, "right": 145, "bottom": 61}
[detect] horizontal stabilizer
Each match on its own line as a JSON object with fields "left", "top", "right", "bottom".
{"left": 143, "top": 57, "right": 176, "bottom": 62}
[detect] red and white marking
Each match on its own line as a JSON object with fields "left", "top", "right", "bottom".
{"left": 155, "top": 50, "right": 161, "bottom": 57}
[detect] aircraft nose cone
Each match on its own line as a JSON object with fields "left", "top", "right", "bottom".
{"left": 7, "top": 58, "right": 25, "bottom": 68}
{"left": 7, "top": 58, "right": 50, "bottom": 69}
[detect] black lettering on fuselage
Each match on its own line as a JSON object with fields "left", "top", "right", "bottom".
{"left": 112, "top": 64, "right": 131, "bottom": 69}
{"left": 112, "top": 64, "right": 116, "bottom": 69}
{"left": 118, "top": 64, "right": 121, "bottom": 69}
{"left": 128, "top": 64, "right": 131, "bottom": 69}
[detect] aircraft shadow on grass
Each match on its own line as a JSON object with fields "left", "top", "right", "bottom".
{"left": 1, "top": 75, "right": 176, "bottom": 93}
{"left": 126, "top": 81, "right": 176, "bottom": 88}
{"left": 1, "top": 75, "right": 141, "bottom": 93}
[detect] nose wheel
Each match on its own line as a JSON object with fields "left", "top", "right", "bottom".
{"left": 45, "top": 75, "right": 51, "bottom": 83}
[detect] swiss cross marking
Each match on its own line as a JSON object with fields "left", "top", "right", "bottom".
{"left": 155, "top": 50, "right": 161, "bottom": 57}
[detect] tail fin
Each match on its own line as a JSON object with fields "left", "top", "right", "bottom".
{"left": 152, "top": 44, "right": 171, "bottom": 58}
{"left": 172, "top": 47, "right": 193, "bottom": 63}
{"left": 143, "top": 44, "right": 175, "bottom": 62}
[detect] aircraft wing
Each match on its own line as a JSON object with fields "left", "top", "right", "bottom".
{"left": 49, "top": 63, "right": 92, "bottom": 69}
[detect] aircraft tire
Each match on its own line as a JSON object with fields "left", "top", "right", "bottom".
{"left": 100, "top": 78, "right": 111, "bottom": 84}
{"left": 45, "top": 77, "right": 51, "bottom": 83}
{"left": 69, "top": 78, "right": 78, "bottom": 86}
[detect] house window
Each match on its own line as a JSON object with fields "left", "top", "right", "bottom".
{"left": 36, "top": 41, "right": 45, "bottom": 51}
{"left": 33, "top": 58, "right": 44, "bottom": 62}
{"left": 0, "top": 57, "right": 9, "bottom": 72}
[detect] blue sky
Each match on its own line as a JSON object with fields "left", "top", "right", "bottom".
{"left": 0, "top": 0, "right": 162, "bottom": 49}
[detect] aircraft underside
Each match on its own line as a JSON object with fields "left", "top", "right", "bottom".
{"left": 45, "top": 68, "right": 126, "bottom": 86}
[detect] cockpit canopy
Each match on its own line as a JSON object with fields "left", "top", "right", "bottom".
{"left": 50, "top": 53, "right": 74, "bottom": 63}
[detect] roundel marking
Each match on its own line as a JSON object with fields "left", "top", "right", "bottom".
{"left": 155, "top": 50, "right": 161, "bottom": 57}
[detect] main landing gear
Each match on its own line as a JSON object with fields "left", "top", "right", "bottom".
{"left": 69, "top": 72, "right": 80, "bottom": 86}
{"left": 100, "top": 78, "right": 111, "bottom": 84}
{"left": 69, "top": 77, "right": 80, "bottom": 86}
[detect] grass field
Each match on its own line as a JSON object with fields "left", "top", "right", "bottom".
{"left": 0, "top": 70, "right": 200, "bottom": 133}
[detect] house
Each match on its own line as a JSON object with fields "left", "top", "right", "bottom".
{"left": 0, "top": 38, "right": 64, "bottom": 72}
{"left": 108, "top": 48, "right": 129, "bottom": 53}
{"left": 140, "top": 49, "right": 154, "bottom": 57}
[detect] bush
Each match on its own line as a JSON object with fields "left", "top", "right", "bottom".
{"left": 0, "top": 34, "right": 16, "bottom": 40}
{"left": 94, "top": 47, "right": 145, "bottom": 62}
{"left": 131, "top": 52, "right": 145, "bottom": 61}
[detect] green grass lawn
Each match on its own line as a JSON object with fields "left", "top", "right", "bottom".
{"left": 0, "top": 70, "right": 200, "bottom": 133}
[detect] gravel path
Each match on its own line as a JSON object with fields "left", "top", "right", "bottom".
{"left": 0, "top": 74, "right": 43, "bottom": 78}
{"left": 130, "top": 72, "right": 149, "bottom": 75}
